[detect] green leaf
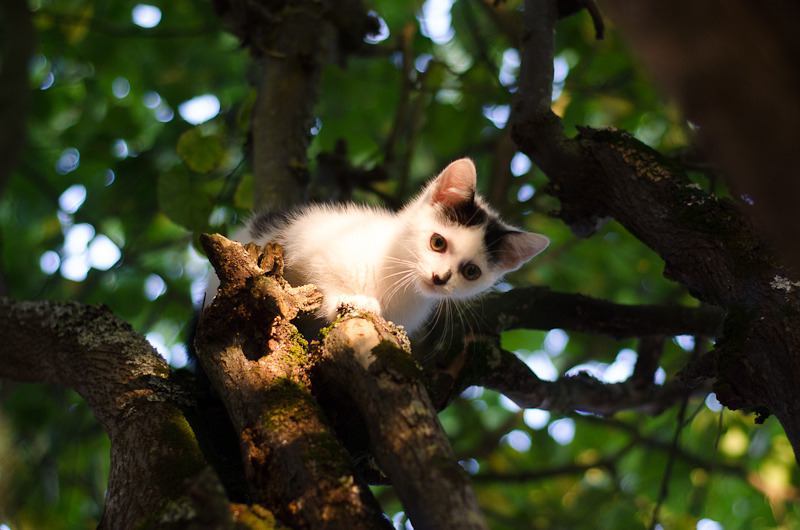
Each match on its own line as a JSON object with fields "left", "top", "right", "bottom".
{"left": 157, "top": 167, "right": 214, "bottom": 231}
{"left": 237, "top": 89, "right": 257, "bottom": 133}
{"left": 176, "top": 127, "right": 225, "bottom": 173}
{"left": 234, "top": 172, "right": 255, "bottom": 210}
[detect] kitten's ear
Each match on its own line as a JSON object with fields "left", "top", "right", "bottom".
{"left": 429, "top": 158, "right": 477, "bottom": 208}
{"left": 497, "top": 232, "right": 549, "bottom": 272}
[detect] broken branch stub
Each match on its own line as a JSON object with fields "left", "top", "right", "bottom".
{"left": 200, "top": 233, "right": 322, "bottom": 321}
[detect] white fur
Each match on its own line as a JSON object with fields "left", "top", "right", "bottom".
{"left": 204, "top": 159, "right": 549, "bottom": 335}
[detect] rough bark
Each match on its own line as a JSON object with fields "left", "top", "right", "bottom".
{"left": 512, "top": 0, "right": 800, "bottom": 463}
{"left": 0, "top": 299, "right": 230, "bottom": 529}
{"left": 319, "top": 314, "right": 490, "bottom": 530}
{"left": 597, "top": 0, "right": 800, "bottom": 275}
{"left": 214, "top": 0, "right": 379, "bottom": 208}
{"left": 464, "top": 286, "right": 723, "bottom": 339}
{"left": 195, "top": 234, "right": 390, "bottom": 529}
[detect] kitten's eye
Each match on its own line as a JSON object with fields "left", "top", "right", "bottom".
{"left": 461, "top": 263, "right": 482, "bottom": 281}
{"left": 430, "top": 233, "right": 447, "bottom": 252}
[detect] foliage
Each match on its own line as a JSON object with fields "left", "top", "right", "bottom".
{"left": 1, "top": 0, "right": 798, "bottom": 529}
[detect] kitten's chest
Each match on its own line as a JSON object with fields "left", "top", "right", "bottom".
{"left": 284, "top": 221, "right": 396, "bottom": 287}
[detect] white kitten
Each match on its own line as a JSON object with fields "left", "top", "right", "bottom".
{"left": 205, "top": 158, "right": 549, "bottom": 335}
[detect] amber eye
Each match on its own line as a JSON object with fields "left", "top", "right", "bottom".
{"left": 461, "top": 262, "right": 482, "bottom": 281}
{"left": 430, "top": 233, "right": 447, "bottom": 252}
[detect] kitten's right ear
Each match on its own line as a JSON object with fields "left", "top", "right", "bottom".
{"left": 429, "top": 158, "right": 477, "bottom": 208}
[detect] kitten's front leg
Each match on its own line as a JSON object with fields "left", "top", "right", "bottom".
{"left": 327, "top": 294, "right": 382, "bottom": 320}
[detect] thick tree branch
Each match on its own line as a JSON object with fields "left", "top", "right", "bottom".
{"left": 250, "top": 8, "right": 322, "bottom": 208}
{"left": 491, "top": 348, "right": 700, "bottom": 415}
{"left": 513, "top": 0, "right": 800, "bottom": 463}
{"left": 195, "top": 234, "right": 389, "bottom": 529}
{"left": 212, "top": 0, "right": 328, "bottom": 207}
{"left": 598, "top": 0, "right": 800, "bottom": 275}
{"left": 430, "top": 340, "right": 704, "bottom": 416}
{"left": 319, "top": 311, "right": 490, "bottom": 530}
{"left": 468, "top": 286, "right": 723, "bottom": 339}
{"left": 0, "top": 299, "right": 227, "bottom": 529}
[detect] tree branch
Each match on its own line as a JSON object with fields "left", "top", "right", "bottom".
{"left": 215, "top": 0, "right": 378, "bottom": 208}
{"left": 513, "top": 0, "right": 800, "bottom": 463}
{"left": 469, "top": 286, "right": 723, "bottom": 339}
{"left": 0, "top": 299, "right": 227, "bottom": 529}
{"left": 250, "top": 3, "right": 325, "bottom": 208}
{"left": 319, "top": 311, "right": 490, "bottom": 530}
{"left": 195, "top": 234, "right": 389, "bottom": 529}
{"left": 476, "top": 344, "right": 702, "bottom": 416}
{"left": 597, "top": 0, "right": 800, "bottom": 274}
{"left": 421, "top": 287, "right": 721, "bottom": 416}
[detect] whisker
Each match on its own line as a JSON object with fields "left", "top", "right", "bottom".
{"left": 417, "top": 301, "right": 446, "bottom": 357}
{"left": 422, "top": 298, "right": 455, "bottom": 361}
{"left": 384, "top": 270, "right": 417, "bottom": 304}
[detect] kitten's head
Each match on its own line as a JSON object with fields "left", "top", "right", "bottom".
{"left": 402, "top": 158, "right": 549, "bottom": 300}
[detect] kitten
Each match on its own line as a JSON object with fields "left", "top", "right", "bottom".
{"left": 205, "top": 158, "right": 549, "bottom": 335}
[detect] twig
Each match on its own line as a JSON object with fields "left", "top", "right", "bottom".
{"left": 632, "top": 337, "right": 664, "bottom": 388}
{"left": 581, "top": 0, "right": 605, "bottom": 40}
{"left": 650, "top": 392, "right": 689, "bottom": 529}
{"left": 650, "top": 337, "right": 703, "bottom": 529}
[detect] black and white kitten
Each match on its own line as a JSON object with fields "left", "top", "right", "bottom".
{"left": 205, "top": 158, "right": 548, "bottom": 335}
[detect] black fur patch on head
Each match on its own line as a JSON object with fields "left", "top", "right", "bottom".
{"left": 248, "top": 210, "right": 290, "bottom": 239}
{"left": 484, "top": 218, "right": 514, "bottom": 266}
{"left": 436, "top": 196, "right": 488, "bottom": 227}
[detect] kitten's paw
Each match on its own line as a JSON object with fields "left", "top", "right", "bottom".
{"left": 336, "top": 295, "right": 382, "bottom": 316}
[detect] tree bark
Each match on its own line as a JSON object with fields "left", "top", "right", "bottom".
{"left": 249, "top": 3, "right": 325, "bottom": 209}
{"left": 195, "top": 234, "right": 390, "bottom": 529}
{"left": 320, "top": 314, "right": 490, "bottom": 530}
{"left": 214, "top": 0, "right": 379, "bottom": 208}
{"left": 0, "top": 299, "right": 229, "bottom": 529}
{"left": 597, "top": 0, "right": 800, "bottom": 275}
{"left": 467, "top": 286, "right": 723, "bottom": 339}
{"left": 512, "top": 0, "right": 800, "bottom": 463}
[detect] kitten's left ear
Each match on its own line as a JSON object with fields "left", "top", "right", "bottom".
{"left": 497, "top": 232, "right": 549, "bottom": 272}
{"left": 429, "top": 158, "right": 477, "bottom": 208}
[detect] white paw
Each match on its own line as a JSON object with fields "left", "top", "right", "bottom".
{"left": 336, "top": 295, "right": 382, "bottom": 315}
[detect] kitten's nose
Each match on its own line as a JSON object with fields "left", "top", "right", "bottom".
{"left": 432, "top": 271, "right": 451, "bottom": 285}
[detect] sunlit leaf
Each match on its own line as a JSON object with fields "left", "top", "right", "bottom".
{"left": 176, "top": 127, "right": 225, "bottom": 173}
{"left": 157, "top": 167, "right": 214, "bottom": 231}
